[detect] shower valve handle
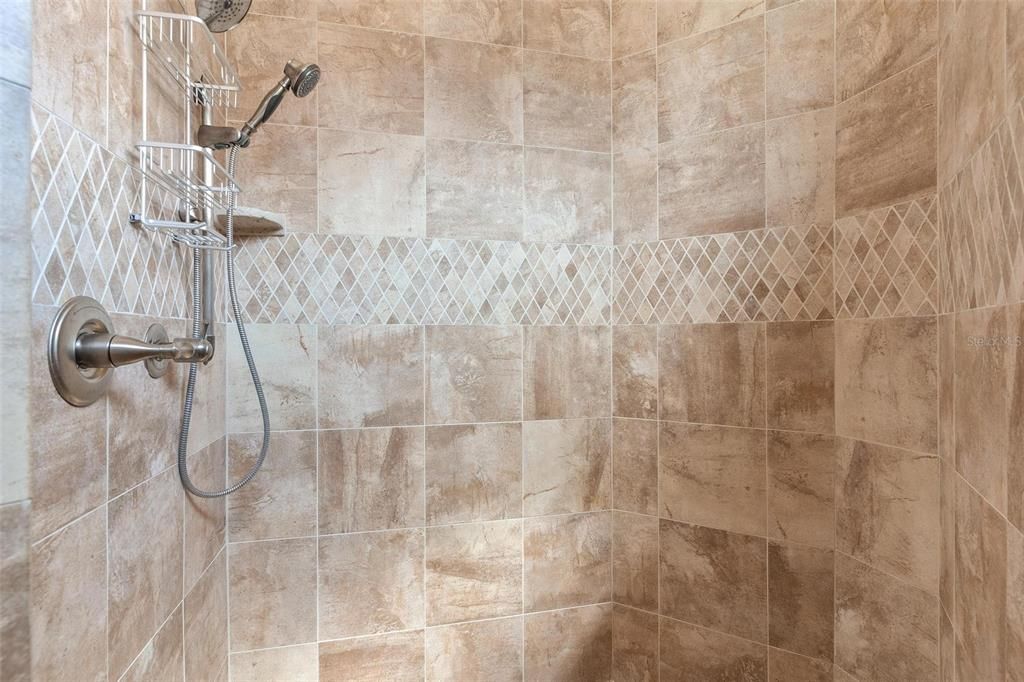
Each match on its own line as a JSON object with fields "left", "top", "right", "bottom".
{"left": 76, "top": 332, "right": 213, "bottom": 369}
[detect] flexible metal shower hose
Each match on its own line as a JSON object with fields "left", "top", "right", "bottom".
{"left": 177, "top": 145, "right": 270, "bottom": 497}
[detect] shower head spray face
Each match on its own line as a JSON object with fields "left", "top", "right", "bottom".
{"left": 195, "top": 0, "right": 252, "bottom": 33}
{"left": 285, "top": 61, "right": 321, "bottom": 98}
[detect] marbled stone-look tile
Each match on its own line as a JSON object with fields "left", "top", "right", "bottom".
{"left": 317, "top": 23, "right": 424, "bottom": 135}
{"left": 319, "top": 529, "right": 425, "bottom": 639}
{"left": 425, "top": 38, "right": 522, "bottom": 143}
{"left": 228, "top": 120, "right": 318, "bottom": 233}
{"left": 660, "top": 422, "right": 766, "bottom": 536}
{"left": 318, "top": 325, "right": 424, "bottom": 428}
{"left": 425, "top": 423, "right": 522, "bottom": 524}
{"left": 834, "top": 553, "right": 938, "bottom": 681}
{"left": 229, "top": 538, "right": 316, "bottom": 651}
{"left": 656, "top": 0, "right": 764, "bottom": 45}
{"left": 940, "top": 458, "right": 955, "bottom": 615}
{"left": 523, "top": 51, "right": 611, "bottom": 153}
{"left": 425, "top": 521, "right": 523, "bottom": 625}
{"left": 614, "top": 146, "right": 659, "bottom": 244}
{"left": 768, "top": 542, "right": 834, "bottom": 661}
{"left": 613, "top": 325, "right": 658, "bottom": 419}
{"left": 612, "top": 604, "right": 658, "bottom": 681}
{"left": 0, "top": 501, "right": 30, "bottom": 681}
{"left": 121, "top": 605, "right": 183, "bottom": 682}
{"left": 29, "top": 306, "right": 105, "bottom": 542}
{"left": 183, "top": 440, "right": 226, "bottom": 594}
{"left": 612, "top": 0, "right": 656, "bottom": 58}
{"left": 836, "top": 438, "right": 940, "bottom": 593}
{"left": 767, "top": 431, "right": 836, "bottom": 548}
{"left": 228, "top": 324, "right": 315, "bottom": 432}
{"left": 317, "top": 129, "right": 426, "bottom": 237}
{"left": 612, "top": 418, "right": 658, "bottom": 516}
{"left": 317, "top": 0, "right": 423, "bottom": 32}
{"left": 613, "top": 511, "right": 658, "bottom": 612}
{"left": 226, "top": 12, "right": 316, "bottom": 127}
{"left": 523, "top": 0, "right": 611, "bottom": 59}
{"left": 657, "top": 16, "right": 764, "bottom": 141}
{"left": 524, "top": 325, "right": 611, "bottom": 420}
{"left": 836, "top": 0, "right": 937, "bottom": 100}
{"left": 613, "top": 50, "right": 657, "bottom": 151}
{"left": 658, "top": 124, "right": 766, "bottom": 239}
{"left": 767, "top": 320, "right": 834, "bottom": 433}
{"left": 184, "top": 551, "right": 228, "bottom": 682}
{"left": 766, "top": 108, "right": 835, "bottom": 230}
{"left": 659, "top": 616, "right": 768, "bottom": 681}
{"left": 32, "top": 0, "right": 108, "bottom": 141}
{"left": 659, "top": 322, "right": 766, "bottom": 427}
{"left": 423, "top": 0, "right": 522, "bottom": 46}
{"left": 425, "top": 139, "right": 523, "bottom": 241}
{"left": 425, "top": 617, "right": 523, "bottom": 682}
{"left": 30, "top": 507, "right": 106, "bottom": 682}
{"left": 523, "top": 418, "right": 611, "bottom": 516}
{"left": 940, "top": 608, "right": 955, "bottom": 682}
{"left": 938, "top": 313, "right": 954, "bottom": 460}
{"left": 525, "top": 604, "right": 613, "bottom": 680}
{"left": 769, "top": 650, "right": 831, "bottom": 682}
{"left": 659, "top": 519, "right": 768, "bottom": 642}
{"left": 107, "top": 317, "right": 182, "bottom": 497}
{"left": 765, "top": 0, "right": 834, "bottom": 118}
{"left": 524, "top": 147, "right": 612, "bottom": 244}
{"left": 229, "top": 431, "right": 317, "bottom": 541}
{"left": 836, "top": 57, "right": 937, "bottom": 218}
{"left": 955, "top": 303, "right": 1024, "bottom": 522}
{"left": 954, "top": 475, "right": 1008, "bottom": 681}
{"left": 319, "top": 631, "right": 425, "bottom": 682}
{"left": 835, "top": 316, "right": 938, "bottom": 453}
{"left": 426, "top": 325, "right": 522, "bottom": 424}
{"left": 231, "top": 643, "right": 318, "bottom": 682}
{"left": 524, "top": 512, "right": 612, "bottom": 611}
{"left": 1007, "top": 524, "right": 1024, "bottom": 678}
{"left": 1008, "top": 0, "right": 1024, "bottom": 105}
{"left": 319, "top": 427, "right": 425, "bottom": 533}
{"left": 108, "top": 468, "right": 183, "bottom": 678}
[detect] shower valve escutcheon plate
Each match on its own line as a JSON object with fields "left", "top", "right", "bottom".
{"left": 48, "top": 296, "right": 214, "bottom": 407}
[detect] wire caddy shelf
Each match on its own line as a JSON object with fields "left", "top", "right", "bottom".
{"left": 129, "top": 10, "right": 242, "bottom": 252}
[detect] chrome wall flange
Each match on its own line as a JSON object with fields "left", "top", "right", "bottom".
{"left": 48, "top": 296, "right": 114, "bottom": 407}
{"left": 144, "top": 323, "right": 172, "bottom": 378}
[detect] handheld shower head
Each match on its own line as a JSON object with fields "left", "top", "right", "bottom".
{"left": 195, "top": 0, "right": 251, "bottom": 32}
{"left": 236, "top": 60, "right": 321, "bottom": 147}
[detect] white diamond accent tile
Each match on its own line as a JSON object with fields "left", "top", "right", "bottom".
{"left": 232, "top": 234, "right": 613, "bottom": 325}
{"left": 613, "top": 223, "right": 834, "bottom": 324}
{"left": 834, "top": 195, "right": 939, "bottom": 318}
{"left": 30, "top": 105, "right": 194, "bottom": 319}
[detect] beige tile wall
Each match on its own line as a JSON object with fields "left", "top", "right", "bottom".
{"left": 23, "top": 0, "right": 1024, "bottom": 680}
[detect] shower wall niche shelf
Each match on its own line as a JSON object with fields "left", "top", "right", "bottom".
{"left": 130, "top": 10, "right": 242, "bottom": 249}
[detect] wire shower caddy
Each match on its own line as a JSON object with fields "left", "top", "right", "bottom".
{"left": 129, "top": 10, "right": 242, "bottom": 251}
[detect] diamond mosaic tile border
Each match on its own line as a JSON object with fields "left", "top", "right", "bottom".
{"left": 941, "top": 99, "right": 1024, "bottom": 314}
{"left": 613, "top": 223, "right": 834, "bottom": 324}
{"left": 834, "top": 196, "right": 939, "bottom": 319}
{"left": 232, "top": 234, "right": 613, "bottom": 325}
{"left": 29, "top": 105, "right": 195, "bottom": 319}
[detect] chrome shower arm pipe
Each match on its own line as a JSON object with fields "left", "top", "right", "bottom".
{"left": 76, "top": 333, "right": 214, "bottom": 368}
{"left": 198, "top": 96, "right": 218, "bottom": 346}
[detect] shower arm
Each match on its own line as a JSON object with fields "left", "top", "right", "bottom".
{"left": 197, "top": 91, "right": 218, "bottom": 346}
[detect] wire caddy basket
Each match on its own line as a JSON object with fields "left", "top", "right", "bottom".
{"left": 129, "top": 10, "right": 242, "bottom": 252}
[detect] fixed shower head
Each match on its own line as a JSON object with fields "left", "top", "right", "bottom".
{"left": 235, "top": 60, "right": 321, "bottom": 147}
{"left": 284, "top": 61, "right": 321, "bottom": 98}
{"left": 195, "top": 0, "right": 251, "bottom": 32}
